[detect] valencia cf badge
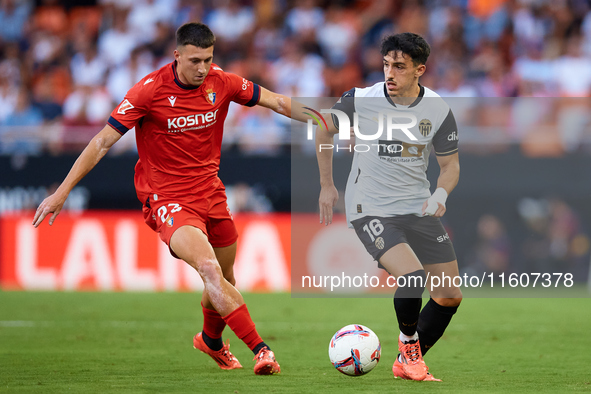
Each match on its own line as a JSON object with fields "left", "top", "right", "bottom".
{"left": 419, "top": 119, "right": 432, "bottom": 137}
{"left": 206, "top": 88, "right": 216, "bottom": 105}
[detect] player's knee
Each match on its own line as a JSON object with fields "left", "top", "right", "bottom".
{"left": 194, "top": 258, "right": 223, "bottom": 282}
{"left": 395, "top": 269, "right": 427, "bottom": 299}
{"left": 432, "top": 295, "right": 462, "bottom": 307}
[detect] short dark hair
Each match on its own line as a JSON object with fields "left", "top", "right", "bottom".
{"left": 176, "top": 22, "right": 216, "bottom": 49}
{"left": 380, "top": 33, "right": 430, "bottom": 66}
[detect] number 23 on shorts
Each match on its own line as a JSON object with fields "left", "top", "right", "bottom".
{"left": 157, "top": 203, "right": 183, "bottom": 226}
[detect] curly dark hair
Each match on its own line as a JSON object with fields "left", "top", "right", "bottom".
{"left": 380, "top": 33, "right": 431, "bottom": 66}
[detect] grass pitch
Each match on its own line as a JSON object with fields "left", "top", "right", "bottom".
{"left": 1, "top": 292, "right": 590, "bottom": 393}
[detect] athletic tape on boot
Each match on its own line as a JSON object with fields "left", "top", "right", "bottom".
{"left": 425, "top": 187, "right": 448, "bottom": 216}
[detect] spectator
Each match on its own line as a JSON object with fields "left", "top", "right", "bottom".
{"left": 464, "top": 214, "right": 511, "bottom": 277}
{"left": 271, "top": 38, "right": 326, "bottom": 97}
{"left": 106, "top": 47, "right": 154, "bottom": 103}
{"left": 0, "top": 0, "right": 31, "bottom": 44}
{"left": 206, "top": 0, "right": 255, "bottom": 59}
{"left": 285, "top": 0, "right": 324, "bottom": 38}
{"left": 97, "top": 6, "right": 138, "bottom": 67}
{"left": 1, "top": 88, "right": 43, "bottom": 155}
{"left": 31, "top": 0, "right": 68, "bottom": 37}
{"left": 32, "top": 76, "right": 62, "bottom": 122}
{"left": 0, "top": 43, "right": 22, "bottom": 85}
{"left": 553, "top": 35, "right": 591, "bottom": 97}
{"left": 0, "top": 75, "right": 17, "bottom": 123}
{"left": 127, "top": 0, "right": 176, "bottom": 45}
{"left": 70, "top": 39, "right": 108, "bottom": 88}
{"left": 436, "top": 63, "right": 478, "bottom": 97}
{"left": 315, "top": 4, "right": 358, "bottom": 67}
{"left": 60, "top": 84, "right": 111, "bottom": 152}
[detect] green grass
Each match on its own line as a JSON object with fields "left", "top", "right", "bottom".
{"left": 1, "top": 292, "right": 590, "bottom": 393}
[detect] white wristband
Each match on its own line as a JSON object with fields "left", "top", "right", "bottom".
{"left": 425, "top": 187, "right": 448, "bottom": 216}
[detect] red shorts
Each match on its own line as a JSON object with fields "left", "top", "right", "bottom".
{"left": 141, "top": 178, "right": 238, "bottom": 254}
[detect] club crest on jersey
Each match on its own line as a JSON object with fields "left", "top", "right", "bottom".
{"left": 419, "top": 119, "right": 432, "bottom": 137}
{"left": 165, "top": 216, "right": 174, "bottom": 227}
{"left": 206, "top": 89, "right": 216, "bottom": 105}
{"left": 117, "top": 99, "right": 134, "bottom": 114}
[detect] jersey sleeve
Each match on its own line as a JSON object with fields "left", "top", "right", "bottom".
{"left": 224, "top": 72, "right": 260, "bottom": 107}
{"left": 432, "top": 109, "right": 459, "bottom": 156}
{"left": 107, "top": 75, "right": 157, "bottom": 135}
{"left": 330, "top": 88, "right": 356, "bottom": 130}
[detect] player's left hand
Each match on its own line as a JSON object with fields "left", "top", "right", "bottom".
{"left": 422, "top": 200, "right": 446, "bottom": 217}
{"left": 422, "top": 187, "right": 448, "bottom": 217}
{"left": 33, "top": 192, "right": 67, "bottom": 227}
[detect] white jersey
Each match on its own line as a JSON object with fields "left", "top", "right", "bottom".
{"left": 331, "top": 82, "right": 459, "bottom": 226}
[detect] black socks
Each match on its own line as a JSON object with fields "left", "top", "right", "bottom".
{"left": 417, "top": 298, "right": 459, "bottom": 356}
{"left": 393, "top": 270, "right": 426, "bottom": 336}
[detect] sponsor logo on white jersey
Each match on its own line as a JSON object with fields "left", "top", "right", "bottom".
{"left": 167, "top": 109, "right": 220, "bottom": 130}
{"left": 117, "top": 99, "right": 134, "bottom": 115}
{"left": 168, "top": 96, "right": 177, "bottom": 107}
{"left": 308, "top": 109, "right": 419, "bottom": 142}
{"left": 448, "top": 131, "right": 458, "bottom": 141}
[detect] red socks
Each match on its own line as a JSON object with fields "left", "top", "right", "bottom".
{"left": 201, "top": 302, "right": 226, "bottom": 339}
{"left": 222, "top": 304, "right": 264, "bottom": 351}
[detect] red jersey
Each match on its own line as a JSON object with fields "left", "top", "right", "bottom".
{"left": 108, "top": 61, "right": 260, "bottom": 203}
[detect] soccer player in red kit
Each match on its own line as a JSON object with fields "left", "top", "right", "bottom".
{"left": 33, "top": 23, "right": 293, "bottom": 375}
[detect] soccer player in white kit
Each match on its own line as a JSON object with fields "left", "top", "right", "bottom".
{"left": 316, "top": 33, "right": 462, "bottom": 382}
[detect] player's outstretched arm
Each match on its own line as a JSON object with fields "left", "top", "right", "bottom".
{"left": 422, "top": 152, "right": 460, "bottom": 217}
{"left": 256, "top": 87, "right": 339, "bottom": 132}
{"left": 316, "top": 120, "right": 339, "bottom": 226}
{"left": 256, "top": 87, "right": 292, "bottom": 118}
{"left": 33, "top": 125, "right": 122, "bottom": 227}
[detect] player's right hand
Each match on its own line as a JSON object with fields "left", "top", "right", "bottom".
{"left": 33, "top": 193, "right": 67, "bottom": 228}
{"left": 319, "top": 185, "right": 339, "bottom": 226}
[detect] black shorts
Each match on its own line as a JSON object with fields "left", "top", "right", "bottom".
{"left": 351, "top": 214, "right": 456, "bottom": 265}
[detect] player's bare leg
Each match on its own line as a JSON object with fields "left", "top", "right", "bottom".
{"left": 193, "top": 242, "right": 243, "bottom": 369}
{"left": 172, "top": 226, "right": 279, "bottom": 374}
{"left": 201, "top": 242, "right": 238, "bottom": 345}
{"left": 171, "top": 226, "right": 243, "bottom": 315}
{"left": 379, "top": 243, "right": 428, "bottom": 381}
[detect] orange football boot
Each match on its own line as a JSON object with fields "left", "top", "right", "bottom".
{"left": 193, "top": 332, "right": 242, "bottom": 370}
{"left": 253, "top": 347, "right": 281, "bottom": 375}
{"left": 396, "top": 339, "right": 427, "bottom": 380}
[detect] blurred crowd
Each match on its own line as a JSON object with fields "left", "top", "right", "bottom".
{"left": 1, "top": 0, "right": 591, "bottom": 156}
{"left": 462, "top": 198, "right": 590, "bottom": 282}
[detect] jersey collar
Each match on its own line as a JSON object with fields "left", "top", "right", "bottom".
{"left": 383, "top": 83, "right": 424, "bottom": 108}
{"left": 172, "top": 61, "right": 201, "bottom": 90}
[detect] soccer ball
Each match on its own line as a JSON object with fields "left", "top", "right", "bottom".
{"left": 328, "top": 324, "right": 381, "bottom": 376}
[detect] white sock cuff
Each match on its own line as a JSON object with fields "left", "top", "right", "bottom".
{"left": 399, "top": 332, "right": 419, "bottom": 343}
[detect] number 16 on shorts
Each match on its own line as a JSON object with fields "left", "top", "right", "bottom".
{"left": 363, "top": 219, "right": 386, "bottom": 250}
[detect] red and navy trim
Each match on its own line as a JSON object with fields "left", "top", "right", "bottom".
{"left": 108, "top": 116, "right": 129, "bottom": 135}
{"left": 245, "top": 83, "right": 261, "bottom": 107}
